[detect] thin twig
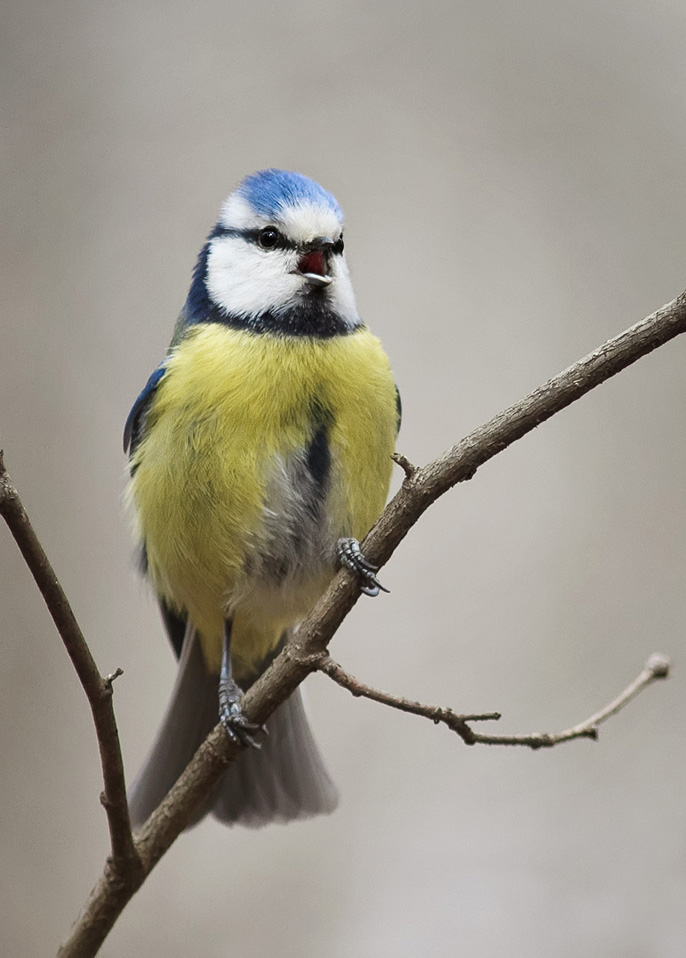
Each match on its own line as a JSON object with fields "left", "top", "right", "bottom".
{"left": 104, "top": 668, "right": 124, "bottom": 691}
{"left": 320, "top": 653, "right": 671, "bottom": 750}
{"left": 391, "top": 452, "right": 418, "bottom": 479}
{"left": 0, "top": 452, "right": 141, "bottom": 882}
{"left": 319, "top": 655, "right": 500, "bottom": 744}
{"left": 469, "top": 652, "right": 672, "bottom": 749}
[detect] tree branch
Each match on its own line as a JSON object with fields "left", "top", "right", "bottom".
{"left": 3, "top": 290, "right": 684, "bottom": 956}
{"left": 318, "top": 654, "right": 500, "bottom": 744}
{"left": 0, "top": 453, "right": 142, "bottom": 884}
{"left": 319, "top": 653, "right": 670, "bottom": 749}
{"left": 363, "top": 290, "right": 686, "bottom": 572}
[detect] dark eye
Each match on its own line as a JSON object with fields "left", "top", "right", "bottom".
{"left": 258, "top": 227, "right": 280, "bottom": 249}
{"left": 332, "top": 234, "right": 344, "bottom": 255}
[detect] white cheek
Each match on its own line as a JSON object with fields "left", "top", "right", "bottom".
{"left": 206, "top": 237, "right": 300, "bottom": 316}
{"left": 205, "top": 235, "right": 362, "bottom": 329}
{"left": 329, "top": 256, "right": 359, "bottom": 325}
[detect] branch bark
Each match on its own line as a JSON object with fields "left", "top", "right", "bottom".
{"left": 0, "top": 453, "right": 142, "bottom": 885}
{"left": 319, "top": 655, "right": 501, "bottom": 743}
{"left": 319, "top": 653, "right": 671, "bottom": 748}
{"left": 2, "top": 289, "right": 684, "bottom": 956}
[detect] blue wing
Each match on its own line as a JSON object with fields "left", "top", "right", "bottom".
{"left": 123, "top": 363, "right": 167, "bottom": 456}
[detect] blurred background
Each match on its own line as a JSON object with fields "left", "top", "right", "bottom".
{"left": 2, "top": 2, "right": 685, "bottom": 955}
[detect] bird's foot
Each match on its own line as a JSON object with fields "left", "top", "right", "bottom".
{"left": 336, "top": 537, "right": 389, "bottom": 597}
{"left": 218, "top": 675, "right": 263, "bottom": 749}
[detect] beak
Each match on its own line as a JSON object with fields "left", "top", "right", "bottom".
{"left": 292, "top": 237, "right": 334, "bottom": 287}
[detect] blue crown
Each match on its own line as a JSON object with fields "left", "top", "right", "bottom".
{"left": 237, "top": 169, "right": 343, "bottom": 220}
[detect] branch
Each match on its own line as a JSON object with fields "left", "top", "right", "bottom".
{"left": 319, "top": 653, "right": 671, "bottom": 749}
{"left": 364, "top": 290, "right": 686, "bottom": 571}
{"left": 0, "top": 453, "right": 142, "bottom": 885}
{"left": 318, "top": 655, "right": 500, "bottom": 744}
{"left": 3, "top": 290, "right": 684, "bottom": 956}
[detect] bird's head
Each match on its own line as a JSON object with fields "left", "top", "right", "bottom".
{"left": 185, "top": 169, "right": 361, "bottom": 336}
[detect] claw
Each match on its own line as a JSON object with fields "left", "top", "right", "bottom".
{"left": 336, "top": 537, "right": 389, "bottom": 597}
{"left": 218, "top": 677, "right": 263, "bottom": 748}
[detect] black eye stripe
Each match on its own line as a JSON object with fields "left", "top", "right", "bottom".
{"left": 211, "top": 226, "right": 296, "bottom": 251}
{"left": 210, "top": 226, "right": 345, "bottom": 254}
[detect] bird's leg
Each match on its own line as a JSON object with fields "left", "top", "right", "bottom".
{"left": 336, "top": 537, "right": 389, "bottom": 597}
{"left": 218, "top": 619, "right": 262, "bottom": 748}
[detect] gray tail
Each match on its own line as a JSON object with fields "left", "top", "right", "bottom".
{"left": 128, "top": 627, "right": 338, "bottom": 830}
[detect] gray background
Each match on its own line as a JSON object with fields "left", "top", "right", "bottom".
{"left": 2, "top": 2, "right": 685, "bottom": 955}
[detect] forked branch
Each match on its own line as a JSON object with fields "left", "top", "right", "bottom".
{"left": 2, "top": 289, "right": 685, "bottom": 957}
{"left": 319, "top": 653, "right": 671, "bottom": 749}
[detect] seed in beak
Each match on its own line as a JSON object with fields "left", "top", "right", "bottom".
{"left": 296, "top": 249, "right": 333, "bottom": 286}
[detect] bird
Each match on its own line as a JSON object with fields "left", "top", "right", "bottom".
{"left": 124, "top": 168, "right": 400, "bottom": 829}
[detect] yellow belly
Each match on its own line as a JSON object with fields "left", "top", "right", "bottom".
{"left": 128, "top": 322, "right": 397, "bottom": 676}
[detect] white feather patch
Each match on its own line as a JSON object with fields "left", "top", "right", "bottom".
{"left": 206, "top": 234, "right": 361, "bottom": 327}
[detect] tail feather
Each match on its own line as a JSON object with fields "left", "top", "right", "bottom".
{"left": 128, "top": 626, "right": 338, "bottom": 830}
{"left": 128, "top": 625, "right": 218, "bottom": 829}
{"left": 211, "top": 685, "right": 339, "bottom": 827}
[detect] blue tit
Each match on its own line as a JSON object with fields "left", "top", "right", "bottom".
{"left": 125, "top": 169, "right": 400, "bottom": 828}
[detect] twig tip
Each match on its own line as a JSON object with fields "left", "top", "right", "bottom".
{"left": 104, "top": 667, "right": 124, "bottom": 692}
{"left": 391, "top": 452, "right": 418, "bottom": 479}
{"left": 646, "top": 654, "right": 670, "bottom": 679}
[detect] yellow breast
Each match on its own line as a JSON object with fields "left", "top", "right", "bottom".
{"left": 128, "top": 322, "right": 397, "bottom": 672}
